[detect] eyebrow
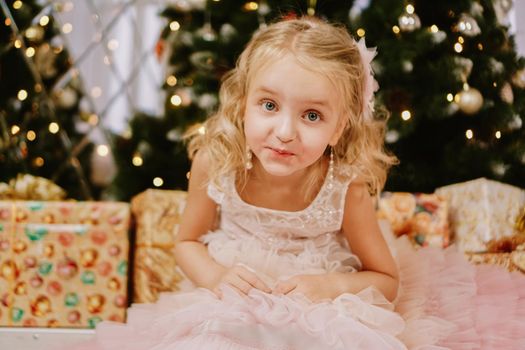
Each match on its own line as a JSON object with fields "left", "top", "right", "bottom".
{"left": 254, "top": 86, "right": 331, "bottom": 108}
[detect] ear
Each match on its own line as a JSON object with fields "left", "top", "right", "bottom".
{"left": 329, "top": 117, "right": 347, "bottom": 146}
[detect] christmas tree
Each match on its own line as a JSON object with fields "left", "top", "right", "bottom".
{"left": 353, "top": 0, "right": 525, "bottom": 191}
{"left": 110, "top": 0, "right": 355, "bottom": 200}
{"left": 111, "top": 0, "right": 525, "bottom": 200}
{"left": 1, "top": 0, "right": 95, "bottom": 199}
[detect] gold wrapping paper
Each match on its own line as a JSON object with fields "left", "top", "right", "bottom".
{"left": 0, "top": 200, "right": 130, "bottom": 328}
{"left": 131, "top": 189, "right": 188, "bottom": 303}
{"left": 0, "top": 174, "right": 66, "bottom": 201}
{"left": 436, "top": 178, "right": 525, "bottom": 253}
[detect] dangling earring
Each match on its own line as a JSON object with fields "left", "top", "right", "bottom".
{"left": 245, "top": 145, "right": 253, "bottom": 170}
{"left": 327, "top": 147, "right": 334, "bottom": 189}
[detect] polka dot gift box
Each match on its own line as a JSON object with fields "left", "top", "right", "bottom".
{"left": 0, "top": 201, "right": 130, "bottom": 328}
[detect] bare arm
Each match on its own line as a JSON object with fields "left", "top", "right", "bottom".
{"left": 174, "top": 151, "right": 271, "bottom": 295}
{"left": 174, "top": 150, "right": 226, "bottom": 289}
{"left": 338, "top": 180, "right": 399, "bottom": 301}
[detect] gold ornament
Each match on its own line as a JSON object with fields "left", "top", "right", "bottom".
{"left": 24, "top": 25, "right": 45, "bottom": 43}
{"left": 44, "top": 243, "right": 54, "bottom": 258}
{"left": 53, "top": 87, "right": 78, "bottom": 109}
{"left": 0, "top": 260, "right": 20, "bottom": 280}
{"left": 87, "top": 294, "right": 105, "bottom": 314}
{"left": 14, "top": 282, "right": 28, "bottom": 295}
{"left": 511, "top": 68, "right": 525, "bottom": 89}
{"left": 500, "top": 82, "right": 514, "bottom": 104}
{"left": 30, "top": 295, "right": 52, "bottom": 316}
{"left": 34, "top": 44, "right": 58, "bottom": 79}
{"left": 456, "top": 84, "right": 483, "bottom": 115}
{"left": 81, "top": 249, "right": 98, "bottom": 268}
{"left": 47, "top": 319, "right": 59, "bottom": 327}
{"left": 13, "top": 240, "right": 27, "bottom": 253}
{"left": 108, "top": 277, "right": 121, "bottom": 291}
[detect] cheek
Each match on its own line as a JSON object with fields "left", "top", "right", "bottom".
{"left": 243, "top": 111, "right": 262, "bottom": 146}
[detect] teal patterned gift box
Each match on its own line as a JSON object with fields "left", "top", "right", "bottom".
{"left": 0, "top": 201, "right": 130, "bottom": 328}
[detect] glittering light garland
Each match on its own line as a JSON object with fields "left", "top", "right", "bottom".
{"left": 1, "top": 0, "right": 162, "bottom": 198}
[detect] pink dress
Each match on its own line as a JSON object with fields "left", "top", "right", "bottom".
{"left": 75, "top": 166, "right": 525, "bottom": 350}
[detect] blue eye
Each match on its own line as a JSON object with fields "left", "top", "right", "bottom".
{"left": 305, "top": 111, "right": 320, "bottom": 122}
{"left": 263, "top": 101, "right": 276, "bottom": 111}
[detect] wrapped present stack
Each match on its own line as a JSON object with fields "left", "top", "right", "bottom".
{"left": 436, "top": 178, "right": 525, "bottom": 273}
{"left": 0, "top": 175, "right": 131, "bottom": 328}
{"left": 131, "top": 189, "right": 187, "bottom": 303}
{"left": 377, "top": 192, "right": 451, "bottom": 248}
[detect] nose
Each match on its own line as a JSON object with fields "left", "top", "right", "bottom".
{"left": 275, "top": 114, "right": 296, "bottom": 143}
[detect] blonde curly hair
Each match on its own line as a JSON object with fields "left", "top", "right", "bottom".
{"left": 187, "top": 16, "right": 397, "bottom": 198}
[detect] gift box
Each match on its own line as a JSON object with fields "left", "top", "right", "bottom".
{"left": 436, "top": 178, "right": 525, "bottom": 253}
{"left": 131, "top": 189, "right": 187, "bottom": 303}
{"left": 465, "top": 251, "right": 525, "bottom": 273}
{"left": 377, "top": 192, "right": 451, "bottom": 248}
{"left": 0, "top": 201, "right": 130, "bottom": 328}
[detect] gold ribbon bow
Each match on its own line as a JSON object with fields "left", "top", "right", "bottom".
{"left": 516, "top": 206, "right": 525, "bottom": 234}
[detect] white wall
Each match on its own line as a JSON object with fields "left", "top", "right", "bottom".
{"left": 512, "top": 1, "right": 525, "bottom": 56}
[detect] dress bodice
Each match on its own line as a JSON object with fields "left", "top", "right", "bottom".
{"left": 203, "top": 165, "right": 362, "bottom": 282}
{"left": 208, "top": 165, "right": 356, "bottom": 238}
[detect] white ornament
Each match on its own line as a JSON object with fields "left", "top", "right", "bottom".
{"left": 258, "top": 2, "right": 271, "bottom": 16}
{"left": 493, "top": 0, "right": 513, "bottom": 25}
{"left": 187, "top": 0, "right": 206, "bottom": 10}
{"left": 176, "top": 88, "right": 194, "bottom": 107}
{"left": 453, "top": 57, "right": 473, "bottom": 80}
{"left": 457, "top": 85, "right": 483, "bottom": 115}
{"left": 491, "top": 162, "right": 508, "bottom": 177}
{"left": 398, "top": 12, "right": 421, "bottom": 32}
{"left": 431, "top": 30, "right": 447, "bottom": 44}
{"left": 446, "top": 102, "right": 460, "bottom": 116}
{"left": 500, "top": 82, "right": 514, "bottom": 104}
{"left": 470, "top": 2, "right": 484, "bottom": 17}
{"left": 220, "top": 23, "right": 237, "bottom": 42}
{"left": 90, "top": 146, "right": 116, "bottom": 186}
{"left": 456, "top": 13, "right": 481, "bottom": 37}
{"left": 507, "top": 114, "right": 522, "bottom": 130}
{"left": 166, "top": 128, "right": 183, "bottom": 141}
{"left": 54, "top": 87, "right": 78, "bottom": 109}
{"left": 488, "top": 58, "right": 504, "bottom": 74}
{"left": 197, "top": 93, "right": 218, "bottom": 110}
{"left": 385, "top": 130, "right": 399, "bottom": 144}
{"left": 348, "top": 0, "right": 371, "bottom": 21}
{"left": 402, "top": 60, "right": 413, "bottom": 73}
{"left": 197, "top": 23, "right": 217, "bottom": 41}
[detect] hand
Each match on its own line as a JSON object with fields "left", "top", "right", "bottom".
{"left": 273, "top": 274, "right": 341, "bottom": 302}
{"left": 213, "top": 264, "right": 272, "bottom": 298}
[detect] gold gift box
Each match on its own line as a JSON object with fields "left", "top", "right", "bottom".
{"left": 436, "top": 178, "right": 525, "bottom": 253}
{"left": 465, "top": 251, "right": 525, "bottom": 273}
{"left": 0, "top": 201, "right": 130, "bottom": 328}
{"left": 131, "top": 189, "right": 187, "bottom": 303}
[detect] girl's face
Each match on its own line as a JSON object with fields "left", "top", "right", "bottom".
{"left": 244, "top": 54, "right": 344, "bottom": 178}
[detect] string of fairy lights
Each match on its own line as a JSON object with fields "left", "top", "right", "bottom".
{"left": 2, "top": 1, "right": 524, "bottom": 194}
{"left": 353, "top": 3, "right": 523, "bottom": 145}
{"left": 1, "top": 0, "right": 163, "bottom": 197}
{"left": 161, "top": 1, "right": 523, "bottom": 179}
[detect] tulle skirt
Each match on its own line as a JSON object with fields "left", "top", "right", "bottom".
{"left": 71, "top": 237, "right": 525, "bottom": 350}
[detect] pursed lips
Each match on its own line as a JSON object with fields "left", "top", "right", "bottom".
{"left": 266, "top": 146, "right": 295, "bottom": 156}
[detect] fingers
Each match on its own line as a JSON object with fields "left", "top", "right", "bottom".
{"left": 215, "top": 266, "right": 272, "bottom": 298}
{"left": 237, "top": 267, "right": 272, "bottom": 293}
{"left": 274, "top": 279, "right": 297, "bottom": 295}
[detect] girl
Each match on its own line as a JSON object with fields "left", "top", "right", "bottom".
{"left": 81, "top": 17, "right": 525, "bottom": 350}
